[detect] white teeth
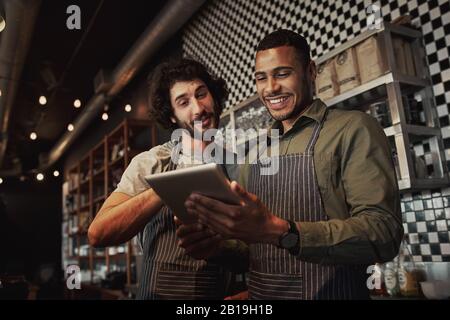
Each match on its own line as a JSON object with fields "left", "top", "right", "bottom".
{"left": 268, "top": 97, "right": 288, "bottom": 104}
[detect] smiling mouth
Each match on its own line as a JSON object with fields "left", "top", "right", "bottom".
{"left": 193, "top": 114, "right": 212, "bottom": 128}
{"left": 265, "top": 95, "right": 291, "bottom": 110}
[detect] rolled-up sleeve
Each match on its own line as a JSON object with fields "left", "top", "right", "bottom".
{"left": 297, "top": 113, "right": 403, "bottom": 265}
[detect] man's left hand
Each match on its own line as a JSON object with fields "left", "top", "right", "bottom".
{"left": 184, "top": 181, "right": 287, "bottom": 245}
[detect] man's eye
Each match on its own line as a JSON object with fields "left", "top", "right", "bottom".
{"left": 275, "top": 72, "right": 289, "bottom": 78}
{"left": 197, "top": 92, "right": 207, "bottom": 99}
{"left": 178, "top": 100, "right": 188, "bottom": 107}
{"left": 255, "top": 76, "right": 266, "bottom": 82}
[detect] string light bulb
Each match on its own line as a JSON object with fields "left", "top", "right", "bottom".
{"left": 39, "top": 95, "right": 47, "bottom": 105}
{"left": 74, "top": 99, "right": 81, "bottom": 108}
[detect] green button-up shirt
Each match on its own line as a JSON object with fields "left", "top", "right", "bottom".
{"left": 239, "top": 99, "right": 403, "bottom": 265}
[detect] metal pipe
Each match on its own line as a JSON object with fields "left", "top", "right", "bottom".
{"left": 0, "top": 0, "right": 41, "bottom": 168}
{"left": 42, "top": 0, "right": 206, "bottom": 169}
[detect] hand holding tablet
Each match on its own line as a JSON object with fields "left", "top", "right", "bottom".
{"left": 145, "top": 163, "right": 240, "bottom": 224}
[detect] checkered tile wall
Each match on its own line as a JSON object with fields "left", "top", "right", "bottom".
{"left": 182, "top": 0, "right": 450, "bottom": 261}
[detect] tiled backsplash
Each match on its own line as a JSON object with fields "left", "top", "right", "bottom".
{"left": 183, "top": 0, "right": 450, "bottom": 261}
{"left": 401, "top": 187, "right": 450, "bottom": 262}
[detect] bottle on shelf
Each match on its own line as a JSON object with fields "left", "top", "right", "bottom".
{"left": 398, "top": 236, "right": 426, "bottom": 297}
{"left": 369, "top": 263, "right": 388, "bottom": 297}
{"left": 384, "top": 257, "right": 400, "bottom": 297}
{"left": 369, "top": 100, "right": 391, "bottom": 128}
{"left": 409, "top": 144, "right": 428, "bottom": 179}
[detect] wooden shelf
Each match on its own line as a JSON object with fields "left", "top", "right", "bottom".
{"left": 62, "top": 118, "right": 156, "bottom": 290}
{"left": 108, "top": 252, "right": 127, "bottom": 259}
{"left": 68, "top": 186, "right": 79, "bottom": 193}
{"left": 109, "top": 155, "right": 125, "bottom": 168}
{"left": 93, "top": 195, "right": 105, "bottom": 203}
{"left": 67, "top": 210, "right": 78, "bottom": 216}
{"left": 93, "top": 166, "right": 105, "bottom": 176}
{"left": 79, "top": 203, "right": 90, "bottom": 212}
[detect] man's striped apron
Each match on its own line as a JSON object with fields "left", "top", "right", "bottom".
{"left": 247, "top": 109, "right": 368, "bottom": 300}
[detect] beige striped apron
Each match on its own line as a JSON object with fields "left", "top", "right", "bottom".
{"left": 137, "top": 156, "right": 226, "bottom": 300}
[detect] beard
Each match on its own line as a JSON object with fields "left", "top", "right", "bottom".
{"left": 175, "top": 111, "right": 217, "bottom": 140}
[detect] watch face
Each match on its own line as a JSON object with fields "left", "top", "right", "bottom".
{"left": 281, "top": 233, "right": 298, "bottom": 249}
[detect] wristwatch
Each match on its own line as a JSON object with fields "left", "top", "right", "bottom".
{"left": 278, "top": 220, "right": 300, "bottom": 255}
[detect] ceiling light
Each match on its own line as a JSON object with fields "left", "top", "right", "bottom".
{"left": 53, "top": 170, "right": 60, "bottom": 177}
{"left": 30, "top": 132, "right": 37, "bottom": 140}
{"left": 0, "top": 177, "right": 3, "bottom": 184}
{"left": 0, "top": 14, "right": 5, "bottom": 33}
{"left": 74, "top": 99, "right": 81, "bottom": 108}
{"left": 102, "top": 112, "right": 108, "bottom": 121}
{"left": 67, "top": 124, "right": 74, "bottom": 131}
{"left": 39, "top": 95, "right": 47, "bottom": 105}
{"left": 125, "top": 104, "right": 132, "bottom": 112}
{"left": 36, "top": 173, "right": 44, "bottom": 181}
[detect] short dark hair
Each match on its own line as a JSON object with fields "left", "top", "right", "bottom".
{"left": 147, "top": 58, "right": 228, "bottom": 130}
{"left": 256, "top": 29, "right": 311, "bottom": 66}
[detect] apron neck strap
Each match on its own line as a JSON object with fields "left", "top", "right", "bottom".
{"left": 305, "top": 107, "right": 331, "bottom": 154}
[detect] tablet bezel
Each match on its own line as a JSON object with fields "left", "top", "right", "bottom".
{"left": 145, "top": 163, "right": 240, "bottom": 224}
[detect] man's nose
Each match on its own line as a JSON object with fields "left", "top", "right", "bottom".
{"left": 266, "top": 77, "right": 280, "bottom": 94}
{"left": 192, "top": 98, "right": 205, "bottom": 116}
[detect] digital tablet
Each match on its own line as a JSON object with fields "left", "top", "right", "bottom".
{"left": 145, "top": 163, "right": 241, "bottom": 224}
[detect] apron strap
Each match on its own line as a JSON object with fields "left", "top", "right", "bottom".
{"left": 305, "top": 107, "right": 331, "bottom": 154}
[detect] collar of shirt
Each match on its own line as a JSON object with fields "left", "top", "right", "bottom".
{"left": 268, "top": 99, "right": 328, "bottom": 138}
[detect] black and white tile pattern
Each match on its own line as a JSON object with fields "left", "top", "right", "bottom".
{"left": 182, "top": 0, "right": 450, "bottom": 261}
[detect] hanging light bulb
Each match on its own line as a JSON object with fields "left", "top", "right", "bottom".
{"left": 36, "top": 173, "right": 44, "bottom": 181}
{"left": 0, "top": 177, "right": 3, "bottom": 184}
{"left": 124, "top": 104, "right": 132, "bottom": 112}
{"left": 102, "top": 102, "right": 109, "bottom": 121}
{"left": 30, "top": 132, "right": 37, "bottom": 140}
{"left": 39, "top": 95, "right": 47, "bottom": 105}
{"left": 67, "top": 123, "right": 74, "bottom": 131}
{"left": 74, "top": 99, "right": 81, "bottom": 108}
{"left": 53, "top": 170, "right": 60, "bottom": 177}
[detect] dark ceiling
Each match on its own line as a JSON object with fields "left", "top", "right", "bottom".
{"left": 4, "top": 0, "right": 167, "bottom": 172}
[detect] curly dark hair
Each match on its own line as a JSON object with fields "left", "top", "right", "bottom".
{"left": 147, "top": 57, "right": 229, "bottom": 130}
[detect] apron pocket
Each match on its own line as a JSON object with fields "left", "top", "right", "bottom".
{"left": 249, "top": 270, "right": 302, "bottom": 300}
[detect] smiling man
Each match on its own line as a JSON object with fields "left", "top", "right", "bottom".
{"left": 88, "top": 58, "right": 246, "bottom": 300}
{"left": 179, "top": 30, "right": 403, "bottom": 300}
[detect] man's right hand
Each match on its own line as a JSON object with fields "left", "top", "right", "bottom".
{"left": 174, "top": 216, "right": 222, "bottom": 260}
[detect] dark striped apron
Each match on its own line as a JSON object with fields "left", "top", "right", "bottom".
{"left": 137, "top": 156, "right": 226, "bottom": 300}
{"left": 247, "top": 109, "right": 368, "bottom": 300}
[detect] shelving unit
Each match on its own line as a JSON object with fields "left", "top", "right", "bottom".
{"left": 62, "top": 118, "right": 157, "bottom": 296}
{"left": 221, "top": 22, "right": 448, "bottom": 192}
{"left": 316, "top": 21, "right": 449, "bottom": 191}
